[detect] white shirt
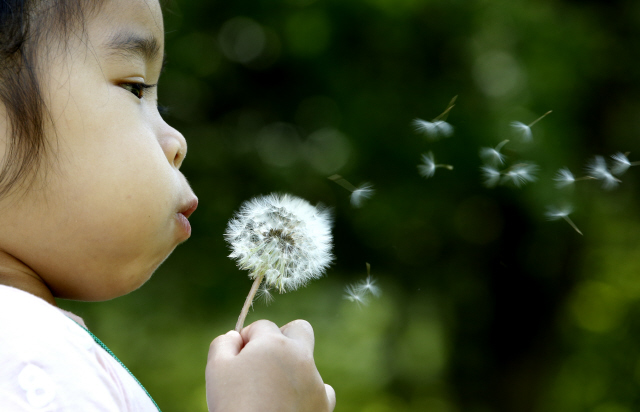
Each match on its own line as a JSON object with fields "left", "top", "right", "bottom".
{"left": 0, "top": 285, "right": 159, "bottom": 411}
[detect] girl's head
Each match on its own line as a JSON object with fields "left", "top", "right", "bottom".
{"left": 0, "top": 0, "right": 197, "bottom": 301}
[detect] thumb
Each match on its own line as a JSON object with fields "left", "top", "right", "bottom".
{"left": 208, "top": 330, "right": 243, "bottom": 361}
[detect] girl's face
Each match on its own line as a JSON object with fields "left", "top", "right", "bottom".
{"left": 0, "top": 0, "right": 197, "bottom": 301}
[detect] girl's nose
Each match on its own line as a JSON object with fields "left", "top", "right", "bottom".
{"left": 160, "top": 122, "right": 187, "bottom": 169}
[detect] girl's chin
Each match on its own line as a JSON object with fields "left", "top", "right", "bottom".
{"left": 51, "top": 263, "right": 160, "bottom": 301}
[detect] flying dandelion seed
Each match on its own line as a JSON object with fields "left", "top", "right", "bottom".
{"left": 350, "top": 183, "right": 375, "bottom": 208}
{"left": 553, "top": 167, "right": 594, "bottom": 188}
{"left": 610, "top": 152, "right": 640, "bottom": 175}
{"left": 225, "top": 193, "right": 333, "bottom": 331}
{"left": 586, "top": 155, "right": 621, "bottom": 190}
{"left": 480, "top": 165, "right": 501, "bottom": 188}
{"left": 255, "top": 284, "right": 275, "bottom": 305}
{"left": 510, "top": 110, "right": 552, "bottom": 142}
{"left": 413, "top": 119, "right": 454, "bottom": 140}
{"left": 344, "top": 263, "right": 380, "bottom": 306}
{"left": 545, "top": 205, "right": 583, "bottom": 235}
{"left": 328, "top": 175, "right": 375, "bottom": 207}
{"left": 358, "top": 262, "right": 380, "bottom": 296}
{"left": 356, "top": 276, "right": 380, "bottom": 297}
{"left": 412, "top": 96, "right": 457, "bottom": 141}
{"left": 501, "top": 163, "right": 539, "bottom": 187}
{"left": 419, "top": 153, "right": 436, "bottom": 177}
{"left": 344, "top": 284, "right": 368, "bottom": 307}
{"left": 610, "top": 152, "right": 630, "bottom": 175}
{"left": 480, "top": 140, "right": 509, "bottom": 166}
{"left": 418, "top": 152, "right": 454, "bottom": 178}
{"left": 510, "top": 122, "right": 533, "bottom": 141}
{"left": 554, "top": 168, "right": 575, "bottom": 188}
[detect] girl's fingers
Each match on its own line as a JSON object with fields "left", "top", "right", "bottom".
{"left": 240, "top": 319, "right": 281, "bottom": 344}
{"left": 325, "top": 384, "right": 336, "bottom": 411}
{"left": 280, "top": 319, "right": 315, "bottom": 352}
{"left": 208, "top": 330, "right": 243, "bottom": 360}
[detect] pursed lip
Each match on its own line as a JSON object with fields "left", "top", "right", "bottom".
{"left": 179, "top": 197, "right": 198, "bottom": 219}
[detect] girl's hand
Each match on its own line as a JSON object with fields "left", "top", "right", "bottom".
{"left": 206, "top": 319, "right": 336, "bottom": 412}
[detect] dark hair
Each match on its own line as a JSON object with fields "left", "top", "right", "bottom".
{"left": 0, "top": 0, "right": 104, "bottom": 197}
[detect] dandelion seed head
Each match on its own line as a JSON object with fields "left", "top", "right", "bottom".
{"left": 481, "top": 165, "right": 501, "bottom": 188}
{"left": 350, "top": 183, "right": 375, "bottom": 208}
{"left": 225, "top": 193, "right": 333, "bottom": 292}
{"left": 554, "top": 167, "right": 575, "bottom": 189}
{"left": 510, "top": 121, "right": 533, "bottom": 141}
{"left": 611, "top": 152, "right": 631, "bottom": 175}
{"left": 413, "top": 119, "right": 453, "bottom": 140}
{"left": 586, "top": 156, "right": 620, "bottom": 190}
{"left": 418, "top": 152, "right": 436, "bottom": 178}
{"left": 502, "top": 163, "right": 538, "bottom": 187}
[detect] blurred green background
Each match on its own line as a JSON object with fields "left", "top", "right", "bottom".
{"left": 59, "top": 0, "right": 640, "bottom": 411}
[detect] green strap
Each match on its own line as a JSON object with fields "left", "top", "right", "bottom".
{"left": 70, "top": 320, "right": 162, "bottom": 412}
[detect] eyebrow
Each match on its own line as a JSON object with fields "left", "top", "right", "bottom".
{"left": 104, "top": 30, "right": 163, "bottom": 66}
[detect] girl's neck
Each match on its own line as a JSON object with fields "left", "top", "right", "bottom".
{"left": 0, "top": 251, "right": 56, "bottom": 306}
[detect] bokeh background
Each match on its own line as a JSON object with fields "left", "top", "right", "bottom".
{"left": 59, "top": 0, "right": 640, "bottom": 411}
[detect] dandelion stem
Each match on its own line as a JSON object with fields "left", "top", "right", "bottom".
{"left": 433, "top": 95, "right": 458, "bottom": 121}
{"left": 562, "top": 216, "right": 583, "bottom": 236}
{"left": 235, "top": 272, "right": 266, "bottom": 332}
{"left": 328, "top": 174, "right": 357, "bottom": 192}
{"left": 528, "top": 110, "right": 552, "bottom": 128}
{"left": 495, "top": 139, "right": 509, "bottom": 151}
{"left": 433, "top": 105, "right": 455, "bottom": 121}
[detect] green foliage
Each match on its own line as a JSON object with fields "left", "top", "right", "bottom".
{"left": 59, "top": 0, "right": 640, "bottom": 410}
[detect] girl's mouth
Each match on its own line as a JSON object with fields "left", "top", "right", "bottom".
{"left": 176, "top": 212, "right": 192, "bottom": 237}
{"left": 176, "top": 197, "right": 198, "bottom": 237}
{"left": 179, "top": 198, "right": 198, "bottom": 218}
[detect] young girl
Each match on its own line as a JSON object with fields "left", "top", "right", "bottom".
{"left": 0, "top": 0, "right": 336, "bottom": 410}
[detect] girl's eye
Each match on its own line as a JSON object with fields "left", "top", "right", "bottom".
{"left": 120, "top": 82, "right": 156, "bottom": 99}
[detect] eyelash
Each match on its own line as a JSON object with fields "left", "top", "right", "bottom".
{"left": 120, "top": 82, "right": 156, "bottom": 99}
{"left": 120, "top": 82, "right": 169, "bottom": 115}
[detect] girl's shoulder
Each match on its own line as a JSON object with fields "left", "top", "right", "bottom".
{"left": 0, "top": 285, "right": 156, "bottom": 411}
{"left": 0, "top": 284, "right": 79, "bottom": 340}
{"left": 0, "top": 285, "right": 120, "bottom": 409}
{"left": 0, "top": 285, "right": 94, "bottom": 352}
